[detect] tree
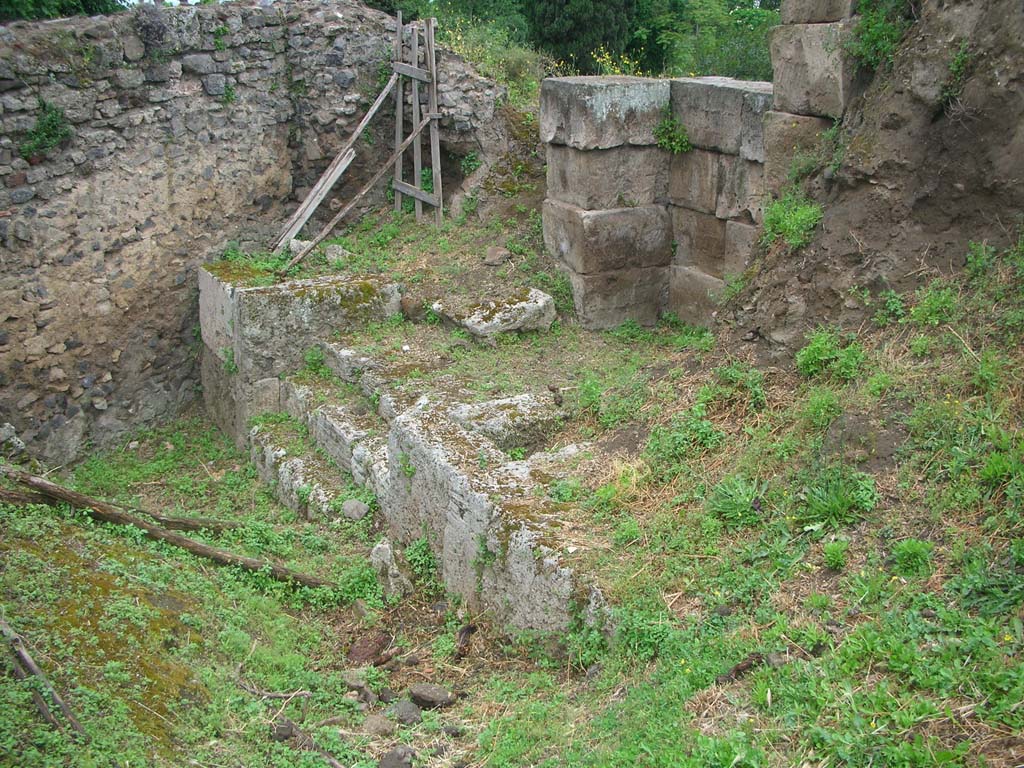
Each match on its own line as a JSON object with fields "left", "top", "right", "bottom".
{"left": 526, "top": 0, "right": 637, "bottom": 73}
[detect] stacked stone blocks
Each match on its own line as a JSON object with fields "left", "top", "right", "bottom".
{"left": 541, "top": 76, "right": 772, "bottom": 328}
{"left": 764, "top": 0, "right": 858, "bottom": 193}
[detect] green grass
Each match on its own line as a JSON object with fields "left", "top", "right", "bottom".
{"left": 761, "top": 191, "right": 824, "bottom": 249}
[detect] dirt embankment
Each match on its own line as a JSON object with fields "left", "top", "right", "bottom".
{"left": 733, "top": 0, "right": 1024, "bottom": 349}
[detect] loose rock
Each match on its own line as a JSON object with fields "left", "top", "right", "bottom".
{"left": 362, "top": 713, "right": 397, "bottom": 738}
{"left": 378, "top": 745, "right": 415, "bottom": 768}
{"left": 369, "top": 539, "right": 413, "bottom": 598}
{"left": 408, "top": 683, "right": 456, "bottom": 709}
{"left": 387, "top": 700, "right": 422, "bottom": 725}
{"left": 342, "top": 498, "right": 370, "bottom": 521}
{"left": 483, "top": 245, "right": 510, "bottom": 266}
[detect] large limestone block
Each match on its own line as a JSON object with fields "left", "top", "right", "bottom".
{"left": 716, "top": 157, "right": 766, "bottom": 223}
{"left": 781, "top": 0, "right": 855, "bottom": 24}
{"left": 540, "top": 76, "right": 671, "bottom": 150}
{"left": 671, "top": 206, "right": 726, "bottom": 276}
{"left": 667, "top": 265, "right": 724, "bottom": 326}
{"left": 543, "top": 200, "right": 672, "bottom": 275}
{"left": 568, "top": 267, "right": 666, "bottom": 329}
{"left": 670, "top": 77, "right": 773, "bottom": 157}
{"left": 723, "top": 220, "right": 759, "bottom": 277}
{"left": 771, "top": 23, "right": 855, "bottom": 118}
{"left": 763, "top": 110, "right": 833, "bottom": 194}
{"left": 668, "top": 149, "right": 722, "bottom": 214}
{"left": 546, "top": 145, "right": 668, "bottom": 209}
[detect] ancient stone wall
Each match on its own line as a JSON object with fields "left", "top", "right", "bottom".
{"left": 540, "top": 76, "right": 772, "bottom": 327}
{"left": 0, "top": 0, "right": 506, "bottom": 464}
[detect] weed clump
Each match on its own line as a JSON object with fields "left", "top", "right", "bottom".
{"left": 707, "top": 475, "right": 764, "bottom": 529}
{"left": 845, "top": 0, "right": 915, "bottom": 71}
{"left": 761, "top": 192, "right": 823, "bottom": 249}
{"left": 796, "top": 464, "right": 879, "bottom": 533}
{"left": 654, "top": 110, "right": 692, "bottom": 154}
{"left": 19, "top": 99, "right": 73, "bottom": 160}
{"left": 795, "top": 327, "right": 865, "bottom": 381}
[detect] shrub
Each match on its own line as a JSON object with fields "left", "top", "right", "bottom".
{"left": 761, "top": 192, "right": 823, "bottom": 249}
{"left": 909, "top": 281, "right": 960, "bottom": 326}
{"left": 795, "top": 327, "right": 865, "bottom": 381}
{"left": 19, "top": 100, "right": 73, "bottom": 160}
{"left": 801, "top": 387, "right": 842, "bottom": 430}
{"left": 796, "top": 465, "right": 879, "bottom": 533}
{"left": 2, "top": 0, "right": 123, "bottom": 22}
{"left": 707, "top": 475, "right": 764, "bottom": 529}
{"left": 845, "top": 0, "right": 914, "bottom": 71}
{"left": 653, "top": 111, "right": 692, "bottom": 155}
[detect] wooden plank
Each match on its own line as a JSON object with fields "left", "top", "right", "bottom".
{"left": 394, "top": 180, "right": 438, "bottom": 207}
{"left": 272, "top": 71, "right": 399, "bottom": 251}
{"left": 410, "top": 23, "right": 423, "bottom": 220}
{"left": 425, "top": 17, "right": 444, "bottom": 225}
{"left": 392, "top": 12, "right": 404, "bottom": 213}
{"left": 282, "top": 115, "right": 433, "bottom": 273}
{"left": 392, "top": 62, "right": 430, "bottom": 82}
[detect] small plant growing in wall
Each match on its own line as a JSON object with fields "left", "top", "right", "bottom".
{"left": 654, "top": 108, "right": 692, "bottom": 155}
{"left": 20, "top": 99, "right": 73, "bottom": 161}
{"left": 761, "top": 191, "right": 823, "bottom": 249}
{"left": 221, "top": 348, "right": 238, "bottom": 375}
{"left": 221, "top": 83, "right": 237, "bottom": 105}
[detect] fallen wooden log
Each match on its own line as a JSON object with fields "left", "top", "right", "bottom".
{"left": 1, "top": 617, "right": 88, "bottom": 741}
{"left": 0, "top": 486, "right": 244, "bottom": 534}
{"left": 0, "top": 465, "right": 331, "bottom": 591}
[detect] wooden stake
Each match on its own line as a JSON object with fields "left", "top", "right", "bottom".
{"left": 425, "top": 17, "right": 443, "bottom": 226}
{"left": 392, "top": 11, "right": 404, "bottom": 213}
{"left": 411, "top": 21, "right": 423, "bottom": 221}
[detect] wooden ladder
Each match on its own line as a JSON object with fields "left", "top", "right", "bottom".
{"left": 277, "top": 12, "right": 443, "bottom": 273}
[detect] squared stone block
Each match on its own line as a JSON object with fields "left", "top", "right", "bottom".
{"left": 667, "top": 265, "right": 724, "bottom": 326}
{"left": 740, "top": 88, "right": 775, "bottom": 163}
{"left": 716, "top": 157, "right": 766, "bottom": 223}
{"left": 668, "top": 149, "right": 721, "bottom": 214}
{"left": 568, "top": 267, "right": 667, "bottom": 329}
{"left": 540, "top": 76, "right": 671, "bottom": 150}
{"left": 546, "top": 145, "right": 668, "bottom": 209}
{"left": 763, "top": 110, "right": 833, "bottom": 195}
{"left": 771, "top": 23, "right": 855, "bottom": 118}
{"left": 543, "top": 199, "right": 672, "bottom": 275}
{"left": 781, "top": 0, "right": 856, "bottom": 24}
{"left": 670, "top": 206, "right": 726, "bottom": 276}
{"left": 670, "top": 77, "right": 773, "bottom": 156}
{"left": 724, "top": 220, "right": 759, "bottom": 277}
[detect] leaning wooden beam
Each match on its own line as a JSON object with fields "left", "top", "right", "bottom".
{"left": 1, "top": 617, "right": 89, "bottom": 741}
{"left": 392, "top": 11, "right": 405, "bottom": 213}
{"left": 0, "top": 486, "right": 244, "bottom": 535}
{"left": 0, "top": 466, "right": 331, "bottom": 590}
{"left": 272, "top": 71, "right": 399, "bottom": 252}
{"left": 280, "top": 114, "right": 434, "bottom": 274}
{"left": 410, "top": 22, "right": 423, "bottom": 221}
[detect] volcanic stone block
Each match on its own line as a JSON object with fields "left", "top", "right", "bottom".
{"left": 540, "top": 76, "right": 671, "bottom": 150}
{"left": 568, "top": 267, "right": 667, "bottom": 329}
{"left": 670, "top": 77, "right": 774, "bottom": 157}
{"left": 546, "top": 144, "right": 668, "bottom": 209}
{"left": 543, "top": 199, "right": 672, "bottom": 275}
{"left": 740, "top": 88, "right": 775, "bottom": 163}
{"left": 671, "top": 206, "right": 726, "bottom": 276}
{"left": 763, "top": 110, "right": 833, "bottom": 194}
{"left": 667, "top": 265, "right": 725, "bottom": 325}
{"left": 716, "top": 157, "right": 766, "bottom": 223}
{"left": 723, "top": 220, "right": 759, "bottom": 277}
{"left": 781, "top": 0, "right": 855, "bottom": 24}
{"left": 770, "top": 23, "right": 855, "bottom": 118}
{"left": 668, "top": 149, "right": 722, "bottom": 214}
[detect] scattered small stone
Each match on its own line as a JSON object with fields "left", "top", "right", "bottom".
{"left": 441, "top": 724, "right": 465, "bottom": 738}
{"left": 387, "top": 700, "right": 422, "bottom": 726}
{"left": 712, "top": 604, "right": 733, "bottom": 617}
{"left": 378, "top": 745, "right": 415, "bottom": 768}
{"left": 128, "top": 440, "right": 140, "bottom": 450}
{"left": 921, "top": 608, "right": 937, "bottom": 619}
{"left": 379, "top": 686, "right": 397, "bottom": 703}
{"left": 270, "top": 719, "right": 294, "bottom": 741}
{"left": 362, "top": 713, "right": 397, "bottom": 738}
{"left": 403, "top": 654, "right": 421, "bottom": 667}
{"left": 483, "top": 245, "right": 510, "bottom": 266}
{"left": 408, "top": 683, "right": 456, "bottom": 709}
{"left": 342, "top": 498, "right": 370, "bottom": 521}
{"left": 765, "top": 651, "right": 788, "bottom": 668}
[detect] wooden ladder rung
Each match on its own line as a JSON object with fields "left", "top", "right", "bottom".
{"left": 393, "top": 180, "right": 439, "bottom": 207}
{"left": 393, "top": 62, "right": 431, "bottom": 82}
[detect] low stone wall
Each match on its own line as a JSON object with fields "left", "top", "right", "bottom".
{"left": 541, "top": 75, "right": 772, "bottom": 327}
{"left": 0, "top": 0, "right": 505, "bottom": 464}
